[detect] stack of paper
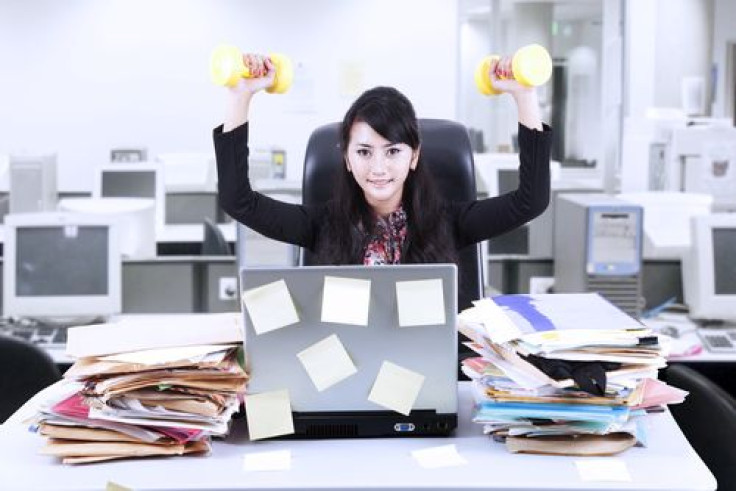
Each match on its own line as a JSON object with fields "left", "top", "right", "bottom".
{"left": 458, "top": 293, "right": 687, "bottom": 456}
{"left": 30, "top": 314, "right": 247, "bottom": 464}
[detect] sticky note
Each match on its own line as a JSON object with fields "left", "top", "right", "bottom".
{"left": 411, "top": 444, "right": 468, "bottom": 469}
{"left": 244, "top": 450, "right": 292, "bottom": 472}
{"left": 242, "top": 279, "right": 299, "bottom": 335}
{"left": 396, "top": 279, "right": 445, "bottom": 326}
{"left": 297, "top": 334, "right": 357, "bottom": 391}
{"left": 245, "top": 389, "right": 295, "bottom": 441}
{"left": 368, "top": 361, "right": 425, "bottom": 416}
{"left": 106, "top": 483, "right": 132, "bottom": 491}
{"left": 575, "top": 458, "right": 632, "bottom": 482}
{"left": 321, "top": 276, "right": 371, "bottom": 326}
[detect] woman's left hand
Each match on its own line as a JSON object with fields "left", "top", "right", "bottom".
{"left": 488, "top": 57, "right": 536, "bottom": 99}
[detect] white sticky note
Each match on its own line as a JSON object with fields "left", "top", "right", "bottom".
{"left": 297, "top": 334, "right": 357, "bottom": 391}
{"left": 575, "top": 458, "right": 632, "bottom": 482}
{"left": 411, "top": 444, "right": 468, "bottom": 469}
{"left": 368, "top": 361, "right": 425, "bottom": 416}
{"left": 245, "top": 389, "right": 295, "bottom": 441}
{"left": 396, "top": 279, "right": 445, "bottom": 327}
{"left": 242, "top": 280, "right": 299, "bottom": 335}
{"left": 321, "top": 276, "right": 371, "bottom": 326}
{"left": 244, "top": 450, "right": 292, "bottom": 472}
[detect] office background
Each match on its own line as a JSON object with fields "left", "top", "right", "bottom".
{"left": 0, "top": 0, "right": 733, "bottom": 193}
{"left": 0, "top": 0, "right": 458, "bottom": 190}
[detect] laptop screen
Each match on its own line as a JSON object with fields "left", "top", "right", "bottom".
{"left": 240, "top": 264, "right": 458, "bottom": 418}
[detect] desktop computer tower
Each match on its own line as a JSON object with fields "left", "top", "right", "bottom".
{"left": 529, "top": 183, "right": 604, "bottom": 258}
{"left": 554, "top": 193, "right": 643, "bottom": 317}
{"left": 9, "top": 155, "right": 58, "bottom": 214}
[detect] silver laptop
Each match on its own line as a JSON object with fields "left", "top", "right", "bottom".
{"left": 240, "top": 264, "right": 458, "bottom": 438}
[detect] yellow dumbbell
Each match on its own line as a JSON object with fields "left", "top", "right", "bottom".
{"left": 209, "top": 44, "right": 294, "bottom": 94}
{"left": 474, "top": 44, "right": 552, "bottom": 96}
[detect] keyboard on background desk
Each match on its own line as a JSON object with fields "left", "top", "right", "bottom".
{"left": 0, "top": 323, "right": 70, "bottom": 348}
{"left": 697, "top": 327, "right": 736, "bottom": 353}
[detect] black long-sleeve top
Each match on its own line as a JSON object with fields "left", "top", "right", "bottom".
{"left": 214, "top": 122, "right": 552, "bottom": 255}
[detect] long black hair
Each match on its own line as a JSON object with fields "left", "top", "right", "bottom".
{"left": 314, "top": 86, "right": 457, "bottom": 265}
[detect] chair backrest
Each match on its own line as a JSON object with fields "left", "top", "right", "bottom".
{"left": 0, "top": 335, "right": 61, "bottom": 423}
{"left": 665, "top": 364, "right": 736, "bottom": 490}
{"left": 302, "top": 118, "right": 483, "bottom": 312}
{"left": 201, "top": 217, "right": 231, "bottom": 255}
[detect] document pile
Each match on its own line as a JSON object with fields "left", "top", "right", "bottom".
{"left": 458, "top": 293, "right": 686, "bottom": 456}
{"left": 30, "top": 314, "right": 247, "bottom": 464}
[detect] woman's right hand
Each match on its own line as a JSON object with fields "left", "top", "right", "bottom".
{"left": 228, "top": 54, "right": 276, "bottom": 98}
{"left": 223, "top": 54, "right": 276, "bottom": 131}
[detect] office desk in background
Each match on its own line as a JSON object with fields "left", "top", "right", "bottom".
{"left": 485, "top": 255, "right": 684, "bottom": 314}
{"left": 0, "top": 382, "right": 715, "bottom": 491}
{"left": 0, "top": 255, "right": 239, "bottom": 318}
{"left": 157, "top": 222, "right": 236, "bottom": 255}
{"left": 0, "top": 222, "right": 237, "bottom": 255}
{"left": 644, "top": 313, "right": 736, "bottom": 397}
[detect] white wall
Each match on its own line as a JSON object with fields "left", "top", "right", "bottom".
{"left": 621, "top": 0, "right": 718, "bottom": 192}
{"left": 458, "top": 18, "right": 494, "bottom": 148}
{"left": 0, "top": 0, "right": 458, "bottom": 191}
{"left": 654, "top": 0, "right": 713, "bottom": 109}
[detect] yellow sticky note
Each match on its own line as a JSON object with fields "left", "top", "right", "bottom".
{"left": 575, "top": 458, "right": 632, "bottom": 482}
{"left": 242, "top": 279, "right": 299, "bottom": 335}
{"left": 321, "top": 276, "right": 371, "bottom": 326}
{"left": 106, "top": 483, "right": 132, "bottom": 491}
{"left": 411, "top": 444, "right": 468, "bottom": 468}
{"left": 297, "top": 334, "right": 357, "bottom": 391}
{"left": 368, "top": 361, "right": 425, "bottom": 416}
{"left": 243, "top": 450, "right": 292, "bottom": 472}
{"left": 396, "top": 279, "right": 446, "bottom": 326}
{"left": 245, "top": 389, "right": 295, "bottom": 441}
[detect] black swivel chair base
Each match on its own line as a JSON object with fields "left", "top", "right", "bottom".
{"left": 664, "top": 364, "right": 736, "bottom": 491}
{"left": 0, "top": 335, "right": 61, "bottom": 423}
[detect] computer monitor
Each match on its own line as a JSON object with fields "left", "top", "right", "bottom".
{"left": 682, "top": 213, "right": 736, "bottom": 322}
{"left": 3, "top": 212, "right": 122, "bottom": 322}
{"left": 8, "top": 154, "right": 58, "bottom": 215}
{"left": 58, "top": 197, "right": 156, "bottom": 258}
{"left": 617, "top": 191, "right": 713, "bottom": 259}
{"left": 155, "top": 152, "right": 216, "bottom": 193}
{"left": 473, "top": 153, "right": 519, "bottom": 198}
{"left": 670, "top": 125, "right": 736, "bottom": 211}
{"left": 93, "top": 163, "right": 165, "bottom": 230}
{"left": 0, "top": 154, "right": 9, "bottom": 192}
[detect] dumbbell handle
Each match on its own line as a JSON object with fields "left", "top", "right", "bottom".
{"left": 475, "top": 44, "right": 552, "bottom": 96}
{"left": 210, "top": 45, "right": 293, "bottom": 94}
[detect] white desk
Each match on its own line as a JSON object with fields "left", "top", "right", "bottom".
{"left": 643, "top": 313, "right": 736, "bottom": 363}
{"left": 0, "top": 383, "right": 715, "bottom": 491}
{"left": 0, "top": 223, "right": 237, "bottom": 245}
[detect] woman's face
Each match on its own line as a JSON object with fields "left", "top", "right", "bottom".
{"left": 345, "top": 121, "right": 419, "bottom": 216}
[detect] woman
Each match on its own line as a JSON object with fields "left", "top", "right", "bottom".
{"left": 214, "top": 55, "right": 551, "bottom": 269}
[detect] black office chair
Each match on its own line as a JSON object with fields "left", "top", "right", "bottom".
{"left": 302, "top": 119, "right": 484, "bottom": 312}
{"left": 201, "top": 217, "right": 231, "bottom": 255}
{"left": 664, "top": 364, "right": 736, "bottom": 491}
{"left": 0, "top": 335, "right": 61, "bottom": 423}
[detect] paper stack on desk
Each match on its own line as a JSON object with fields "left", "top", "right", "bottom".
{"left": 29, "top": 314, "right": 247, "bottom": 464}
{"left": 458, "top": 293, "right": 687, "bottom": 456}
